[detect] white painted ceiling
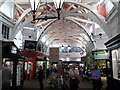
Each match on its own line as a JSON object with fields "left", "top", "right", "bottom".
{"left": 11, "top": 0, "right": 109, "bottom": 55}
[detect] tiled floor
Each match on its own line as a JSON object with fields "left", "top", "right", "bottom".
{"left": 22, "top": 77, "right": 107, "bottom": 90}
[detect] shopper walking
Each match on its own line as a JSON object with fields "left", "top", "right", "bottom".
{"left": 69, "top": 64, "right": 79, "bottom": 90}
{"left": 38, "top": 66, "right": 44, "bottom": 90}
{"left": 90, "top": 65, "right": 102, "bottom": 90}
{"left": 2, "top": 64, "right": 11, "bottom": 90}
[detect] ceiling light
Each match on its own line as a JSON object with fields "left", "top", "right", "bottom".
{"left": 30, "top": 0, "right": 39, "bottom": 11}
{"left": 30, "top": 0, "right": 39, "bottom": 20}
{"left": 30, "top": 0, "right": 64, "bottom": 21}
{"left": 68, "top": 45, "right": 71, "bottom": 47}
{"left": 53, "top": 0, "right": 64, "bottom": 9}
{"left": 53, "top": 0, "right": 64, "bottom": 19}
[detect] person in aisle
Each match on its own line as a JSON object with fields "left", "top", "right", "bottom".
{"left": 27, "top": 63, "right": 31, "bottom": 80}
{"left": 69, "top": 64, "right": 80, "bottom": 90}
{"left": 37, "top": 66, "right": 44, "bottom": 90}
{"left": 2, "top": 64, "right": 11, "bottom": 90}
{"left": 90, "top": 65, "right": 102, "bottom": 90}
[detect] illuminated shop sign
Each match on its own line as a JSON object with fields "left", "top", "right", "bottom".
{"left": 92, "top": 50, "right": 109, "bottom": 60}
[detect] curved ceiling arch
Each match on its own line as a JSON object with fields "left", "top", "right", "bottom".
{"left": 37, "top": 19, "right": 58, "bottom": 42}
{"left": 61, "top": 11, "right": 106, "bottom": 34}
{"left": 66, "top": 1, "right": 110, "bottom": 37}
{"left": 37, "top": 18, "right": 94, "bottom": 49}
{"left": 41, "top": 28, "right": 88, "bottom": 48}
{"left": 12, "top": 2, "right": 51, "bottom": 40}
{"left": 12, "top": 8, "right": 31, "bottom": 40}
{"left": 65, "top": 18, "right": 95, "bottom": 45}
{"left": 12, "top": 1, "right": 110, "bottom": 41}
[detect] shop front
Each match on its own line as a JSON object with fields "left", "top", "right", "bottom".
{"left": 21, "top": 50, "right": 47, "bottom": 80}
{"left": 2, "top": 40, "right": 25, "bottom": 89}
{"left": 92, "top": 49, "right": 110, "bottom": 78}
{"left": 105, "top": 33, "right": 120, "bottom": 90}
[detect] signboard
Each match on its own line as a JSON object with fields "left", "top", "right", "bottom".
{"left": 49, "top": 48, "right": 59, "bottom": 63}
{"left": 92, "top": 50, "right": 109, "bottom": 60}
{"left": 24, "top": 40, "right": 37, "bottom": 51}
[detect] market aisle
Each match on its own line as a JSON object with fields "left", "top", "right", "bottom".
{"left": 22, "top": 79, "right": 49, "bottom": 89}
{"left": 22, "top": 78, "right": 107, "bottom": 90}
{"left": 23, "top": 80, "right": 39, "bottom": 88}
{"left": 78, "top": 76, "right": 107, "bottom": 89}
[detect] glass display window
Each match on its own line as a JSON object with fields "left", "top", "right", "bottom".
{"left": 2, "top": 58, "right": 24, "bottom": 87}
{"left": 112, "top": 48, "right": 120, "bottom": 80}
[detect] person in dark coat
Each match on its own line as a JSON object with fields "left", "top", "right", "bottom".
{"left": 38, "top": 66, "right": 44, "bottom": 90}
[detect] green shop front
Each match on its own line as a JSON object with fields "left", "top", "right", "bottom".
{"left": 92, "top": 49, "right": 110, "bottom": 76}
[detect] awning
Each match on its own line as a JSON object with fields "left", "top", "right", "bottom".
{"left": 21, "top": 50, "right": 44, "bottom": 57}
{"left": 21, "top": 50, "right": 46, "bottom": 61}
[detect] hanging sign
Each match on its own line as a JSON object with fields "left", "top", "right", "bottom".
{"left": 24, "top": 40, "right": 37, "bottom": 51}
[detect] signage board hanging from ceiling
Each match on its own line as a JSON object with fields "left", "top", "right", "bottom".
{"left": 92, "top": 50, "right": 110, "bottom": 60}
{"left": 24, "top": 40, "right": 37, "bottom": 51}
{"left": 49, "top": 47, "right": 59, "bottom": 63}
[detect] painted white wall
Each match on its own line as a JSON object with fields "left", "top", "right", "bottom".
{"left": 59, "top": 52, "right": 82, "bottom": 61}
{"left": 94, "top": 38, "right": 108, "bottom": 49}
{"left": 105, "top": 5, "right": 119, "bottom": 37}
{"left": 91, "top": 23, "right": 108, "bottom": 50}
{"left": 13, "top": 31, "right": 23, "bottom": 49}
{"left": 22, "top": 27, "right": 37, "bottom": 40}
{"left": 0, "top": 0, "right": 14, "bottom": 19}
{"left": 59, "top": 52, "right": 82, "bottom": 58}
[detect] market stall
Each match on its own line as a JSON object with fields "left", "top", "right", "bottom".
{"left": 21, "top": 50, "right": 47, "bottom": 79}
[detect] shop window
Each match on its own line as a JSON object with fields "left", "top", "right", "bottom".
{"left": 112, "top": 49, "right": 120, "bottom": 80}
{"left": 2, "top": 23, "right": 10, "bottom": 39}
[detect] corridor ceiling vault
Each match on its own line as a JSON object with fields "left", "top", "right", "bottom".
{"left": 1, "top": 0, "right": 115, "bottom": 53}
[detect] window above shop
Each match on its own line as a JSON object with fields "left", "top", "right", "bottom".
{"left": 2, "top": 23, "right": 10, "bottom": 39}
{"left": 96, "top": 0, "right": 114, "bottom": 17}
